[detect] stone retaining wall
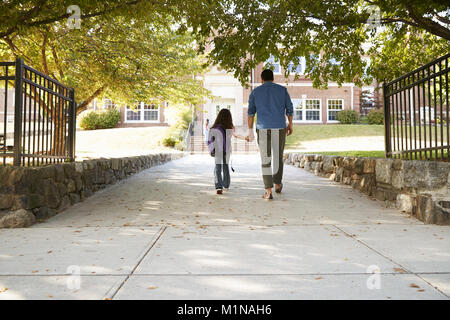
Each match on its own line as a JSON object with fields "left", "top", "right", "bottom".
{"left": 0, "top": 153, "right": 184, "bottom": 228}
{"left": 284, "top": 153, "right": 450, "bottom": 225}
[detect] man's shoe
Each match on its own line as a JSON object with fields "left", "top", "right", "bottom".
{"left": 275, "top": 183, "right": 283, "bottom": 194}
{"left": 262, "top": 192, "right": 273, "bottom": 200}
{"left": 217, "top": 189, "right": 223, "bottom": 195}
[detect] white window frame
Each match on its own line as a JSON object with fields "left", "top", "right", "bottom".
{"left": 327, "top": 99, "right": 344, "bottom": 123}
{"left": 102, "top": 98, "right": 115, "bottom": 110}
{"left": 265, "top": 55, "right": 282, "bottom": 75}
{"left": 125, "top": 102, "right": 160, "bottom": 123}
{"left": 292, "top": 98, "right": 322, "bottom": 123}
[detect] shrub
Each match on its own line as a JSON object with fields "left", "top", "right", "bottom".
{"left": 359, "top": 116, "right": 369, "bottom": 124}
{"left": 367, "top": 109, "right": 384, "bottom": 125}
{"left": 79, "top": 108, "right": 121, "bottom": 130}
{"left": 162, "top": 137, "right": 178, "bottom": 147}
{"left": 336, "top": 110, "right": 358, "bottom": 124}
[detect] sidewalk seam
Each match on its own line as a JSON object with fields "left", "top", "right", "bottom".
{"left": 333, "top": 225, "right": 450, "bottom": 299}
{"left": 108, "top": 226, "right": 168, "bottom": 300}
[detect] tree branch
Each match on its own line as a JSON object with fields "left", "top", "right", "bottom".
{"left": 76, "top": 85, "right": 108, "bottom": 115}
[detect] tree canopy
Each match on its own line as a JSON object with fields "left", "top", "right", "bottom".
{"left": 1, "top": 0, "right": 449, "bottom": 95}
{"left": 0, "top": 1, "right": 208, "bottom": 113}
{"left": 178, "top": 0, "right": 450, "bottom": 87}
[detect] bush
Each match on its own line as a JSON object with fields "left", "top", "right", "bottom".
{"left": 79, "top": 108, "right": 121, "bottom": 130}
{"left": 336, "top": 110, "right": 358, "bottom": 124}
{"left": 359, "top": 116, "right": 369, "bottom": 124}
{"left": 162, "top": 137, "right": 178, "bottom": 147}
{"left": 367, "top": 109, "right": 384, "bottom": 125}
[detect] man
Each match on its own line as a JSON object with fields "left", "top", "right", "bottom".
{"left": 246, "top": 69, "right": 294, "bottom": 200}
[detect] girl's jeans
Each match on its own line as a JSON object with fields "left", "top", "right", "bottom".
{"left": 215, "top": 153, "right": 230, "bottom": 190}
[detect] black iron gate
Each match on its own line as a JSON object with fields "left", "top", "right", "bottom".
{"left": 384, "top": 53, "right": 450, "bottom": 160}
{"left": 1, "top": 58, "right": 76, "bottom": 166}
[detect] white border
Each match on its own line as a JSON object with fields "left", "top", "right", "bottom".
{"left": 326, "top": 98, "right": 344, "bottom": 123}
{"left": 292, "top": 98, "right": 322, "bottom": 124}
{"left": 124, "top": 102, "right": 160, "bottom": 123}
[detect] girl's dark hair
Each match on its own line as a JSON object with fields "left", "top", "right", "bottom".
{"left": 212, "top": 108, "right": 234, "bottom": 130}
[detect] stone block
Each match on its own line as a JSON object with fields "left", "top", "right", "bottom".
{"left": 54, "top": 164, "right": 65, "bottom": 183}
{"left": 363, "top": 159, "right": 376, "bottom": 174}
{"left": 34, "top": 207, "right": 57, "bottom": 221}
{"left": 396, "top": 194, "right": 413, "bottom": 213}
{"left": 0, "top": 209, "right": 36, "bottom": 228}
{"left": 322, "top": 156, "right": 335, "bottom": 174}
{"left": 403, "top": 161, "right": 450, "bottom": 190}
{"left": 14, "top": 193, "right": 44, "bottom": 210}
{"left": 68, "top": 193, "right": 81, "bottom": 205}
{"left": 392, "top": 170, "right": 404, "bottom": 190}
{"left": 0, "top": 193, "right": 14, "bottom": 210}
{"left": 375, "top": 159, "right": 394, "bottom": 184}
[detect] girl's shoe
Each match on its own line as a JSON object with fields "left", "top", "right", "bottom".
{"left": 217, "top": 189, "right": 223, "bottom": 195}
{"left": 223, "top": 188, "right": 229, "bottom": 192}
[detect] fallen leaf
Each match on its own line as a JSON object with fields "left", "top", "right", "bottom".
{"left": 409, "top": 283, "right": 420, "bottom": 288}
{"left": 32, "top": 270, "right": 39, "bottom": 273}
{"left": 315, "top": 277, "right": 323, "bottom": 280}
{"left": 147, "top": 286, "right": 158, "bottom": 290}
{"left": 417, "top": 289, "right": 425, "bottom": 292}
{"left": 0, "top": 288, "right": 8, "bottom": 293}
{"left": 393, "top": 268, "right": 407, "bottom": 274}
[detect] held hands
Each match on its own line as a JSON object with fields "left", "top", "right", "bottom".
{"left": 245, "top": 130, "right": 255, "bottom": 142}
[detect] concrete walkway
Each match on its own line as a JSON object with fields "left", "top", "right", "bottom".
{"left": 0, "top": 154, "right": 449, "bottom": 300}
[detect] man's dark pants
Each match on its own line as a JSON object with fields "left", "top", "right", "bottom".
{"left": 256, "top": 128, "right": 286, "bottom": 189}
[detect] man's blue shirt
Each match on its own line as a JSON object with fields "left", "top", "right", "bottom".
{"left": 248, "top": 81, "right": 294, "bottom": 129}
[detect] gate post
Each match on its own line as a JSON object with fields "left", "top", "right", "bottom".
{"left": 13, "top": 58, "right": 24, "bottom": 166}
{"left": 68, "top": 89, "right": 76, "bottom": 161}
{"left": 383, "top": 82, "right": 392, "bottom": 158}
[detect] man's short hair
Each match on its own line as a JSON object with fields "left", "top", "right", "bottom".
{"left": 261, "top": 69, "right": 274, "bottom": 81}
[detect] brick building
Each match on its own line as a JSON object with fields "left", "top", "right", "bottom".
{"left": 197, "top": 57, "right": 379, "bottom": 127}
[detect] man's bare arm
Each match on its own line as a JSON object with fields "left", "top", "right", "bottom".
{"left": 246, "top": 115, "right": 255, "bottom": 141}
{"left": 287, "top": 115, "right": 293, "bottom": 136}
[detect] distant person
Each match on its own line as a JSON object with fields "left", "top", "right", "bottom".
{"left": 204, "top": 119, "right": 210, "bottom": 145}
{"left": 208, "top": 109, "right": 245, "bottom": 194}
{"left": 246, "top": 69, "right": 294, "bottom": 200}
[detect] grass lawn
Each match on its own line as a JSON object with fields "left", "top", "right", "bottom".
{"left": 285, "top": 124, "right": 384, "bottom": 149}
{"left": 296, "top": 150, "right": 386, "bottom": 158}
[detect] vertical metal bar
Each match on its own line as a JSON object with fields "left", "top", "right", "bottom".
{"left": 398, "top": 80, "right": 404, "bottom": 158}
{"left": 383, "top": 82, "right": 392, "bottom": 157}
{"left": 37, "top": 74, "right": 42, "bottom": 166}
{"left": 32, "top": 72, "right": 37, "bottom": 166}
{"left": 13, "top": 58, "right": 24, "bottom": 166}
{"left": 404, "top": 77, "right": 410, "bottom": 159}
{"left": 417, "top": 71, "right": 422, "bottom": 160}
{"left": 439, "top": 61, "right": 444, "bottom": 160}
{"left": 45, "top": 77, "right": 50, "bottom": 165}
{"left": 445, "top": 58, "right": 450, "bottom": 158}
{"left": 395, "top": 83, "right": 400, "bottom": 158}
{"left": 68, "top": 89, "right": 75, "bottom": 161}
{"left": 433, "top": 64, "right": 438, "bottom": 159}
{"left": 49, "top": 81, "right": 54, "bottom": 163}
{"left": 412, "top": 73, "right": 417, "bottom": 159}
{"left": 56, "top": 84, "right": 62, "bottom": 162}
{"left": 27, "top": 70, "right": 32, "bottom": 166}
{"left": 390, "top": 85, "right": 396, "bottom": 155}
{"left": 428, "top": 67, "right": 432, "bottom": 160}
{"left": 423, "top": 68, "right": 428, "bottom": 159}
{"left": 3, "top": 65, "right": 8, "bottom": 165}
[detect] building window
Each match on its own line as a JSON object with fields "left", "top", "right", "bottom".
{"left": 327, "top": 99, "right": 344, "bottom": 121}
{"left": 144, "top": 104, "right": 159, "bottom": 121}
{"left": 292, "top": 99, "right": 303, "bottom": 121}
{"left": 305, "top": 99, "right": 321, "bottom": 121}
{"left": 102, "top": 98, "right": 115, "bottom": 109}
{"left": 125, "top": 102, "right": 160, "bottom": 122}
{"left": 292, "top": 99, "right": 321, "bottom": 123}
{"left": 265, "top": 55, "right": 281, "bottom": 74}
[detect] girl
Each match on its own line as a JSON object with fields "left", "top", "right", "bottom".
{"left": 208, "top": 109, "right": 245, "bottom": 195}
